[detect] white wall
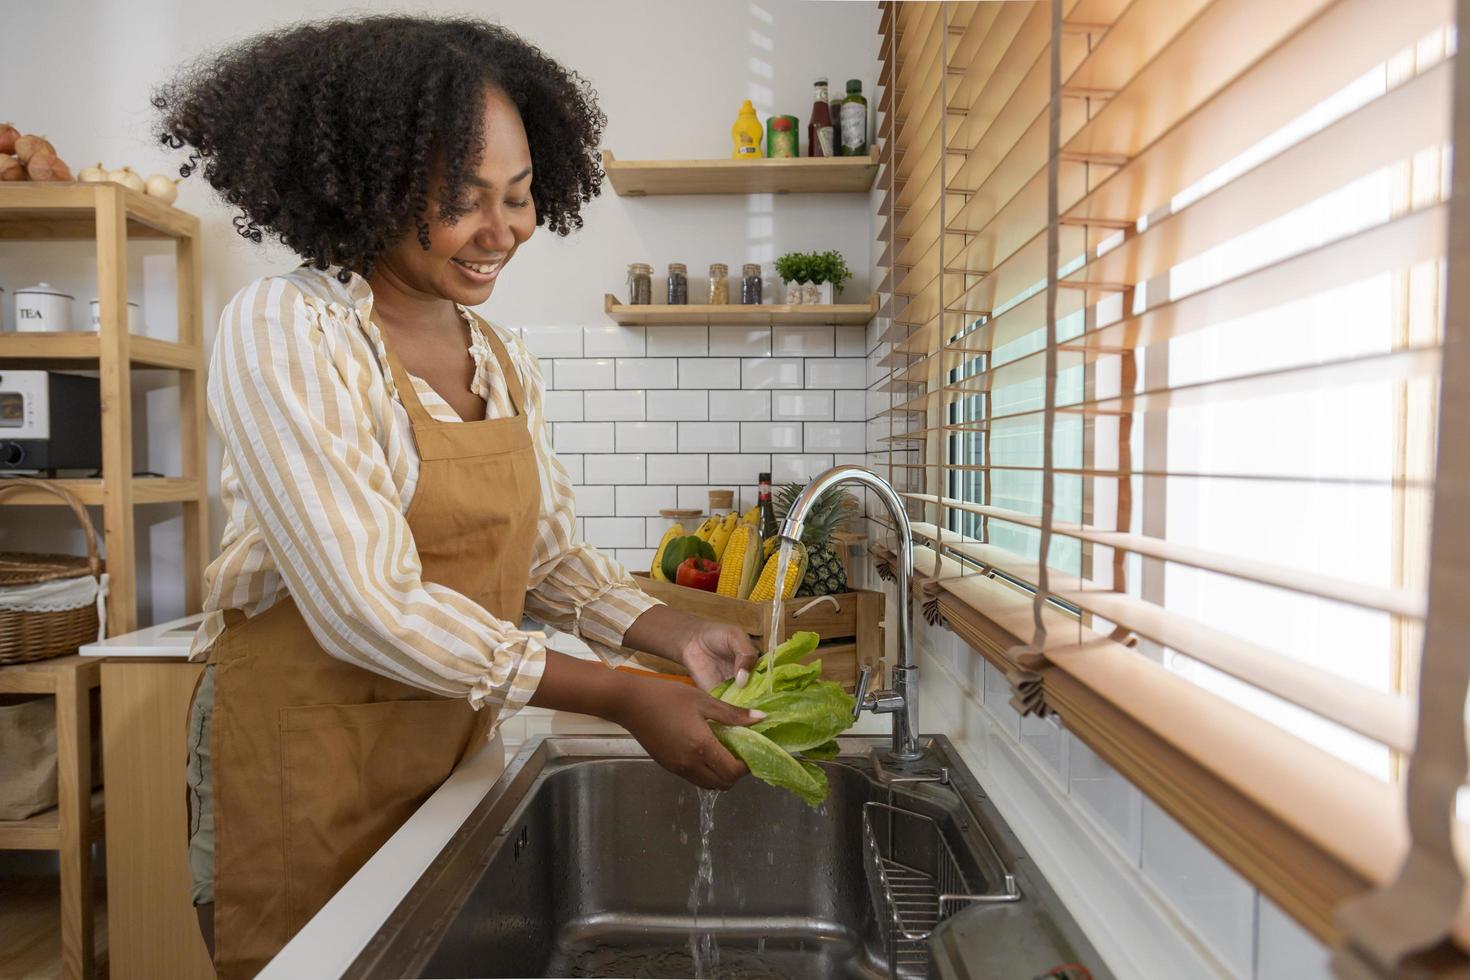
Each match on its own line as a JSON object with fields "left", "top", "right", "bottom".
{"left": 0, "top": 0, "right": 881, "bottom": 622}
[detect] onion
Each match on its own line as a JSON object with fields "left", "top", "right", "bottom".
{"left": 0, "top": 155, "right": 25, "bottom": 181}
{"left": 107, "top": 167, "right": 145, "bottom": 193}
{"left": 144, "top": 173, "right": 178, "bottom": 204}
{"left": 14, "top": 134, "right": 55, "bottom": 165}
{"left": 26, "top": 152, "right": 72, "bottom": 182}
{"left": 0, "top": 123, "right": 18, "bottom": 155}
{"left": 78, "top": 162, "right": 106, "bottom": 182}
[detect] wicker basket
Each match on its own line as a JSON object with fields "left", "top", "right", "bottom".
{"left": 0, "top": 478, "right": 104, "bottom": 666}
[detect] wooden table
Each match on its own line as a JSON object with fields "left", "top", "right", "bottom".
{"left": 0, "top": 655, "right": 104, "bottom": 980}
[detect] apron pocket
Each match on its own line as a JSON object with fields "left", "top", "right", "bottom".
{"left": 279, "top": 698, "right": 468, "bottom": 933}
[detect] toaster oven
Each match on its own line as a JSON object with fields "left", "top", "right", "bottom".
{"left": 0, "top": 370, "right": 102, "bottom": 475}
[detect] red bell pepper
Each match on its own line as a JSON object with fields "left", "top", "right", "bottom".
{"left": 675, "top": 556, "right": 721, "bottom": 592}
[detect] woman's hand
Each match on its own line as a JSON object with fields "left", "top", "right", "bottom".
{"left": 612, "top": 678, "right": 764, "bottom": 791}
{"left": 623, "top": 605, "right": 761, "bottom": 692}
{"left": 676, "top": 621, "right": 761, "bottom": 692}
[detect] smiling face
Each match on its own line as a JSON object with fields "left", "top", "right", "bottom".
{"left": 376, "top": 87, "right": 537, "bottom": 306}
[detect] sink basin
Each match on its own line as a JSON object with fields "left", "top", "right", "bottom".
{"left": 343, "top": 736, "right": 1103, "bottom": 979}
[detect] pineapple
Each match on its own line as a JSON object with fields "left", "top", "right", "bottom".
{"left": 774, "top": 481, "right": 853, "bottom": 597}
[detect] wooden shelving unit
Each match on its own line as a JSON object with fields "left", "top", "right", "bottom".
{"left": 0, "top": 655, "right": 104, "bottom": 979}
{"left": 0, "top": 181, "right": 209, "bottom": 636}
{"left": 602, "top": 147, "right": 880, "bottom": 196}
{"left": 605, "top": 293, "right": 878, "bottom": 327}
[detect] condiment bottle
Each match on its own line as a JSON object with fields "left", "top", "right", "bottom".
{"left": 731, "top": 100, "right": 763, "bottom": 161}
{"left": 741, "top": 263, "right": 763, "bottom": 305}
{"left": 708, "top": 264, "right": 730, "bottom": 305}
{"left": 808, "top": 79, "right": 834, "bottom": 157}
{"left": 627, "top": 263, "right": 652, "bottom": 305}
{"left": 839, "top": 80, "right": 868, "bottom": 156}
{"left": 667, "top": 263, "right": 688, "bottom": 305}
{"left": 766, "top": 115, "right": 799, "bottom": 158}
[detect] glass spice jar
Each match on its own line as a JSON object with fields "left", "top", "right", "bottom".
{"left": 627, "top": 262, "right": 652, "bottom": 305}
{"left": 666, "top": 263, "right": 688, "bottom": 305}
{"left": 708, "top": 263, "right": 730, "bottom": 305}
{"left": 740, "top": 263, "right": 763, "bottom": 305}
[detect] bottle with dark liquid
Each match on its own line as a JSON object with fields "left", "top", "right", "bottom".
{"left": 758, "top": 472, "right": 779, "bottom": 541}
{"left": 807, "top": 79, "right": 834, "bottom": 158}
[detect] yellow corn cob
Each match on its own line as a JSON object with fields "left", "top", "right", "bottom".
{"left": 709, "top": 512, "right": 738, "bottom": 562}
{"left": 748, "top": 543, "right": 808, "bottom": 602}
{"left": 716, "top": 525, "right": 763, "bottom": 598}
{"left": 762, "top": 535, "right": 778, "bottom": 559}
{"left": 693, "top": 515, "right": 719, "bottom": 542}
{"left": 650, "top": 523, "right": 684, "bottom": 582}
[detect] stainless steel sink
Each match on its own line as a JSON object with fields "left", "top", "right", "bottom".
{"left": 344, "top": 735, "right": 1105, "bottom": 979}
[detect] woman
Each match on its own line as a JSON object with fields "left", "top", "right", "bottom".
{"left": 155, "top": 17, "right": 763, "bottom": 977}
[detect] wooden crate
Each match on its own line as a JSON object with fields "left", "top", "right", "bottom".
{"left": 630, "top": 573, "right": 883, "bottom": 692}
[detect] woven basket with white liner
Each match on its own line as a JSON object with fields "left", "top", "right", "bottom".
{"left": 0, "top": 478, "right": 108, "bottom": 666}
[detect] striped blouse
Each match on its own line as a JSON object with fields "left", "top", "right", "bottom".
{"left": 189, "top": 264, "right": 659, "bottom": 722}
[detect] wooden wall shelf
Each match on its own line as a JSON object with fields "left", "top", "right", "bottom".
{"left": 605, "top": 293, "right": 878, "bottom": 326}
{"left": 603, "top": 148, "right": 880, "bottom": 196}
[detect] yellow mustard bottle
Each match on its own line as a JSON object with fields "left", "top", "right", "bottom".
{"left": 731, "top": 100, "right": 763, "bottom": 161}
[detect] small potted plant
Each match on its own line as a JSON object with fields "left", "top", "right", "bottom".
{"left": 775, "top": 251, "right": 811, "bottom": 305}
{"left": 807, "top": 249, "right": 852, "bottom": 304}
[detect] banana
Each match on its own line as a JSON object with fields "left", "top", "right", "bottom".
{"left": 709, "top": 512, "right": 738, "bottom": 561}
{"left": 694, "top": 516, "right": 720, "bottom": 542}
{"left": 742, "top": 505, "right": 760, "bottom": 527}
{"left": 650, "top": 523, "right": 684, "bottom": 581}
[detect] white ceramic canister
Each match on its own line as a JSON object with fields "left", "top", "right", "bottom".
{"left": 88, "top": 299, "right": 143, "bottom": 333}
{"left": 14, "top": 283, "right": 75, "bottom": 333}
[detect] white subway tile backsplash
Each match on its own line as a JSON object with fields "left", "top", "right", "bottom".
{"left": 709, "top": 390, "right": 770, "bottom": 422}
{"left": 542, "top": 390, "right": 584, "bottom": 422}
{"left": 680, "top": 357, "right": 741, "bottom": 389}
{"left": 552, "top": 358, "right": 614, "bottom": 389}
{"left": 520, "top": 325, "right": 582, "bottom": 359}
{"left": 804, "top": 422, "right": 866, "bottom": 452}
{"left": 556, "top": 453, "right": 583, "bottom": 484}
{"left": 679, "top": 422, "right": 741, "bottom": 453}
{"left": 552, "top": 422, "right": 614, "bottom": 453}
{"left": 677, "top": 485, "right": 730, "bottom": 511}
{"left": 709, "top": 327, "right": 772, "bottom": 357}
{"left": 1140, "top": 798, "right": 1256, "bottom": 978}
{"left": 1256, "top": 895, "right": 1331, "bottom": 980}
{"left": 1067, "top": 735, "right": 1142, "bottom": 862}
{"left": 583, "top": 325, "right": 646, "bottom": 357}
{"left": 616, "top": 549, "right": 656, "bottom": 572}
{"left": 772, "top": 325, "right": 834, "bottom": 356}
{"left": 835, "top": 325, "right": 867, "bottom": 357}
{"left": 771, "top": 454, "right": 834, "bottom": 484}
{"left": 616, "top": 484, "right": 678, "bottom": 516}
{"left": 806, "top": 358, "right": 867, "bottom": 389}
{"left": 834, "top": 454, "right": 868, "bottom": 468}
{"left": 572, "top": 484, "right": 616, "bottom": 517}
{"left": 708, "top": 454, "right": 771, "bottom": 484}
{"left": 646, "top": 325, "right": 709, "bottom": 356}
{"left": 741, "top": 421, "right": 802, "bottom": 452}
{"left": 835, "top": 390, "right": 867, "bottom": 421}
{"left": 583, "top": 517, "right": 646, "bottom": 548}
{"left": 647, "top": 390, "right": 708, "bottom": 421}
{"left": 772, "top": 390, "right": 834, "bottom": 421}
{"left": 583, "top": 454, "right": 645, "bottom": 484}
{"left": 646, "top": 454, "right": 708, "bottom": 484}
{"left": 644, "top": 517, "right": 672, "bottom": 548}
{"left": 742, "top": 357, "right": 804, "bottom": 389}
{"left": 615, "top": 421, "right": 677, "bottom": 453}
{"left": 616, "top": 358, "right": 679, "bottom": 389}
{"left": 584, "top": 389, "right": 645, "bottom": 421}
{"left": 538, "top": 359, "right": 553, "bottom": 388}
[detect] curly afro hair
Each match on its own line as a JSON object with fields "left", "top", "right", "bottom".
{"left": 153, "top": 15, "right": 606, "bottom": 282}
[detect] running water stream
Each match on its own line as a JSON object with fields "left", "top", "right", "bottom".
{"left": 763, "top": 538, "right": 797, "bottom": 692}
{"left": 687, "top": 788, "right": 721, "bottom": 977}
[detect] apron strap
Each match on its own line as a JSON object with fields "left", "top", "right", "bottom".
{"left": 470, "top": 313, "right": 529, "bottom": 418}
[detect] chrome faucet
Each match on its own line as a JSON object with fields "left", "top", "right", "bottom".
{"left": 779, "top": 464, "right": 923, "bottom": 762}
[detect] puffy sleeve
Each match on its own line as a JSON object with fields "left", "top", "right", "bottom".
{"left": 208, "top": 276, "right": 545, "bottom": 720}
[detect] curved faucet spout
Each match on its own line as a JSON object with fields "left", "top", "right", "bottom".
{"left": 780, "top": 465, "right": 922, "bottom": 761}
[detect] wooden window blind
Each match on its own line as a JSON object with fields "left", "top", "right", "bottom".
{"left": 873, "top": 0, "right": 1468, "bottom": 970}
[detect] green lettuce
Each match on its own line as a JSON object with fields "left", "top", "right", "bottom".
{"left": 710, "top": 631, "right": 855, "bottom": 807}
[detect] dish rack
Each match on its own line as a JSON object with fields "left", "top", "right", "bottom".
{"left": 862, "top": 800, "right": 1021, "bottom": 978}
